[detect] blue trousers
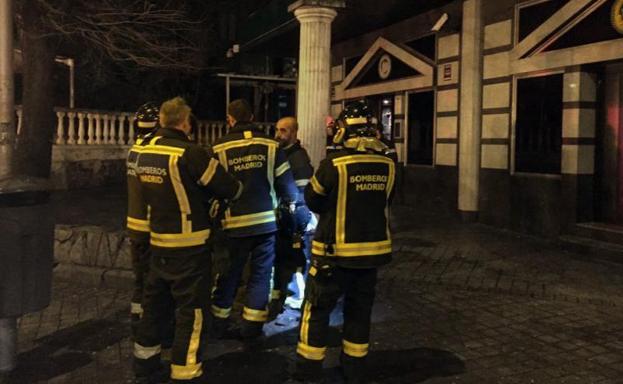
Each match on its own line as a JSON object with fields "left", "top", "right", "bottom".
{"left": 211, "top": 233, "right": 276, "bottom": 326}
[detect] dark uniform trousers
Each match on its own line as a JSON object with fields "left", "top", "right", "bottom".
{"left": 272, "top": 232, "right": 312, "bottom": 305}
{"left": 130, "top": 241, "right": 175, "bottom": 349}
{"left": 134, "top": 249, "right": 211, "bottom": 382}
{"left": 297, "top": 259, "right": 378, "bottom": 379}
{"left": 211, "top": 233, "right": 275, "bottom": 334}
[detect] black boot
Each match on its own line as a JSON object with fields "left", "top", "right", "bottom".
{"left": 340, "top": 352, "right": 367, "bottom": 384}
{"left": 291, "top": 356, "right": 324, "bottom": 383}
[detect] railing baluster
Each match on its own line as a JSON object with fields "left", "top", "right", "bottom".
{"left": 117, "top": 114, "right": 126, "bottom": 145}
{"left": 128, "top": 115, "right": 136, "bottom": 145}
{"left": 87, "top": 113, "right": 95, "bottom": 144}
{"left": 66, "top": 112, "right": 76, "bottom": 145}
{"left": 77, "top": 112, "right": 85, "bottom": 145}
{"left": 102, "top": 114, "right": 110, "bottom": 144}
{"left": 94, "top": 113, "right": 102, "bottom": 144}
{"left": 55, "top": 111, "right": 66, "bottom": 145}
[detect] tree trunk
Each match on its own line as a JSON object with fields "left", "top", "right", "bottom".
{"left": 15, "top": 0, "right": 56, "bottom": 178}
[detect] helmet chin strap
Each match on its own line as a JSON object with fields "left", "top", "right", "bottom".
{"left": 343, "top": 137, "right": 388, "bottom": 153}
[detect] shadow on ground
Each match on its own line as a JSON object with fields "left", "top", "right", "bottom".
{"left": 8, "top": 309, "right": 129, "bottom": 383}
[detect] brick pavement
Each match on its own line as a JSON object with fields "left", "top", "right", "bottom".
{"left": 6, "top": 204, "right": 623, "bottom": 383}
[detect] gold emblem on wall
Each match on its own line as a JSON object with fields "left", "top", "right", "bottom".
{"left": 613, "top": 0, "right": 623, "bottom": 34}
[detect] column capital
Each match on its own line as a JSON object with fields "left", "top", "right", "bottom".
{"left": 288, "top": 0, "right": 344, "bottom": 13}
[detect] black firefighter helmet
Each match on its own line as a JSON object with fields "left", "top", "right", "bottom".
{"left": 334, "top": 100, "right": 386, "bottom": 152}
{"left": 134, "top": 102, "right": 159, "bottom": 137}
{"left": 334, "top": 100, "right": 377, "bottom": 144}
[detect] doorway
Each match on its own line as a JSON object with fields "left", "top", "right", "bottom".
{"left": 598, "top": 63, "right": 623, "bottom": 224}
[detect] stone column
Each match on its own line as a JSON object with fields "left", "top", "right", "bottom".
{"left": 0, "top": 0, "right": 14, "bottom": 179}
{"left": 289, "top": 0, "right": 344, "bottom": 168}
{"left": 457, "top": 0, "right": 483, "bottom": 221}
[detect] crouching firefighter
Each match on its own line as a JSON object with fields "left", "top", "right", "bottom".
{"left": 131, "top": 97, "right": 243, "bottom": 383}
{"left": 127, "top": 102, "right": 175, "bottom": 355}
{"left": 294, "top": 100, "right": 395, "bottom": 383}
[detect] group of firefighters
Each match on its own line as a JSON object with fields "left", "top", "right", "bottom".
{"left": 126, "top": 96, "right": 396, "bottom": 384}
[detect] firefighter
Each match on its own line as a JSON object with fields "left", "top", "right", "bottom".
{"left": 210, "top": 99, "right": 298, "bottom": 342}
{"left": 294, "top": 100, "right": 396, "bottom": 383}
{"left": 270, "top": 117, "right": 314, "bottom": 317}
{"left": 127, "top": 101, "right": 176, "bottom": 342}
{"left": 132, "top": 97, "right": 243, "bottom": 383}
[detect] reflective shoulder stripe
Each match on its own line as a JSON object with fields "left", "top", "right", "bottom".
{"left": 149, "top": 229, "right": 210, "bottom": 248}
{"left": 137, "top": 144, "right": 185, "bottom": 156}
{"left": 310, "top": 176, "right": 326, "bottom": 196}
{"left": 295, "top": 179, "right": 310, "bottom": 187}
{"left": 275, "top": 161, "right": 290, "bottom": 177}
{"left": 127, "top": 216, "right": 150, "bottom": 232}
{"left": 213, "top": 137, "right": 277, "bottom": 153}
{"left": 343, "top": 340, "right": 369, "bottom": 358}
{"left": 198, "top": 158, "right": 219, "bottom": 186}
{"left": 332, "top": 154, "right": 393, "bottom": 166}
{"left": 134, "top": 343, "right": 161, "bottom": 360}
{"left": 149, "top": 136, "right": 162, "bottom": 145}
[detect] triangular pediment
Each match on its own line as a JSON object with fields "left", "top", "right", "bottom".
{"left": 341, "top": 37, "right": 434, "bottom": 91}
{"left": 513, "top": 0, "right": 623, "bottom": 59}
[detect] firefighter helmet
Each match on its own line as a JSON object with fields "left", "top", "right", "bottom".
{"left": 334, "top": 100, "right": 377, "bottom": 144}
{"left": 134, "top": 102, "right": 159, "bottom": 136}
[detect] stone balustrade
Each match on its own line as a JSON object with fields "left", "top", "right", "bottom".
{"left": 14, "top": 106, "right": 275, "bottom": 147}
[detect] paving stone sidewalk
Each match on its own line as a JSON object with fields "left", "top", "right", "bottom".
{"left": 7, "top": 202, "right": 623, "bottom": 383}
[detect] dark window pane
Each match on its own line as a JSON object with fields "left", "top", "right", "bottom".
{"left": 515, "top": 74, "right": 563, "bottom": 174}
{"left": 407, "top": 91, "right": 434, "bottom": 165}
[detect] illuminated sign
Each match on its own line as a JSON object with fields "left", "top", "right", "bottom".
{"left": 612, "top": 0, "right": 623, "bottom": 34}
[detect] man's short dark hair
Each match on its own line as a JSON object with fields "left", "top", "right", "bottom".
{"left": 227, "top": 99, "right": 253, "bottom": 122}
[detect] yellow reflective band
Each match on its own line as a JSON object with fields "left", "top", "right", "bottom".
{"left": 308, "top": 266, "right": 317, "bottom": 276}
{"left": 137, "top": 121, "right": 157, "bottom": 128}
{"left": 310, "top": 176, "right": 326, "bottom": 196}
{"left": 169, "top": 155, "right": 192, "bottom": 234}
{"left": 130, "top": 302, "right": 143, "bottom": 315}
{"left": 295, "top": 179, "right": 310, "bottom": 187}
{"left": 271, "top": 290, "right": 281, "bottom": 300}
{"left": 243, "top": 130, "right": 253, "bottom": 139}
{"left": 267, "top": 144, "right": 277, "bottom": 208}
{"left": 345, "top": 117, "right": 368, "bottom": 125}
{"left": 332, "top": 154, "right": 394, "bottom": 166}
{"left": 275, "top": 161, "right": 290, "bottom": 177}
{"left": 343, "top": 340, "right": 369, "bottom": 358}
{"left": 149, "top": 136, "right": 162, "bottom": 145}
{"left": 213, "top": 137, "right": 278, "bottom": 153}
{"left": 171, "top": 363, "right": 203, "bottom": 380}
{"left": 242, "top": 306, "right": 268, "bottom": 322}
{"left": 336, "top": 164, "right": 348, "bottom": 244}
{"left": 199, "top": 158, "right": 219, "bottom": 186}
{"left": 210, "top": 304, "right": 231, "bottom": 319}
{"left": 300, "top": 301, "right": 311, "bottom": 345}
{"left": 133, "top": 343, "right": 161, "bottom": 359}
{"left": 150, "top": 229, "right": 210, "bottom": 248}
{"left": 221, "top": 210, "right": 276, "bottom": 229}
{"left": 127, "top": 216, "right": 150, "bottom": 232}
{"left": 311, "top": 240, "right": 392, "bottom": 257}
{"left": 186, "top": 309, "right": 202, "bottom": 365}
{"left": 297, "top": 342, "right": 327, "bottom": 361}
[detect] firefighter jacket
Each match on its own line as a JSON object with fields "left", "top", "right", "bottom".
{"left": 212, "top": 122, "right": 298, "bottom": 237}
{"left": 126, "top": 127, "right": 242, "bottom": 254}
{"left": 305, "top": 147, "right": 396, "bottom": 268}
{"left": 281, "top": 140, "right": 313, "bottom": 234}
